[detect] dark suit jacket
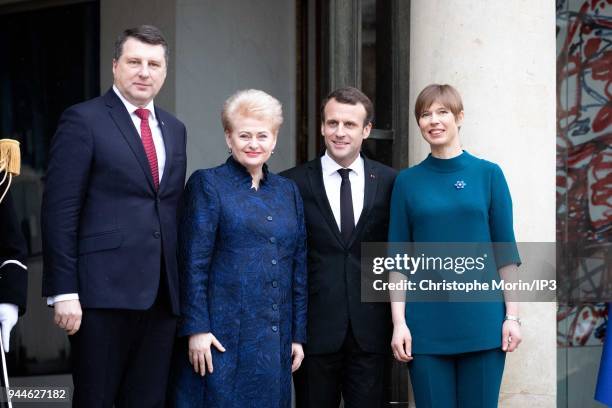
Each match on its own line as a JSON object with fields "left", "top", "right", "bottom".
{"left": 41, "top": 89, "right": 187, "bottom": 315}
{"left": 0, "top": 177, "right": 27, "bottom": 314}
{"left": 281, "top": 155, "right": 397, "bottom": 354}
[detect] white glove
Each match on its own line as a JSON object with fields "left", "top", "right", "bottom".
{"left": 0, "top": 303, "right": 18, "bottom": 353}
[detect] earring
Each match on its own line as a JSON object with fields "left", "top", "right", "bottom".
{"left": 228, "top": 148, "right": 232, "bottom": 154}
{"left": 271, "top": 150, "right": 275, "bottom": 155}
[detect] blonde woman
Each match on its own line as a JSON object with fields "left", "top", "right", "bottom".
{"left": 168, "top": 89, "right": 307, "bottom": 408}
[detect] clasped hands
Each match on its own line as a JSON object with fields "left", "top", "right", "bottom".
{"left": 188, "top": 332, "right": 304, "bottom": 376}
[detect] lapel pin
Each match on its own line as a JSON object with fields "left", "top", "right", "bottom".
{"left": 454, "top": 180, "right": 466, "bottom": 189}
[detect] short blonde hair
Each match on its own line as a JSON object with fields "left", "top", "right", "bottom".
{"left": 221, "top": 89, "right": 283, "bottom": 132}
{"left": 414, "top": 84, "right": 464, "bottom": 122}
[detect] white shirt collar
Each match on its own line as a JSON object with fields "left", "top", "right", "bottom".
{"left": 321, "top": 150, "right": 364, "bottom": 177}
{"left": 112, "top": 85, "right": 156, "bottom": 120}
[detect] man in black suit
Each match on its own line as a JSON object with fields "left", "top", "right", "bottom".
{"left": 282, "top": 87, "right": 397, "bottom": 407}
{"left": 41, "top": 25, "right": 186, "bottom": 407}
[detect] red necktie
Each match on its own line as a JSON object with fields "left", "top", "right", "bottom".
{"left": 135, "top": 108, "right": 159, "bottom": 190}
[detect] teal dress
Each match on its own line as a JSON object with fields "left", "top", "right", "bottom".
{"left": 388, "top": 151, "right": 520, "bottom": 354}
{"left": 388, "top": 151, "right": 520, "bottom": 407}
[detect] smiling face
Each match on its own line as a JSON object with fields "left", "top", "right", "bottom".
{"left": 225, "top": 114, "right": 278, "bottom": 172}
{"left": 417, "top": 101, "right": 464, "bottom": 150}
{"left": 112, "top": 37, "right": 167, "bottom": 107}
{"left": 321, "top": 98, "right": 371, "bottom": 168}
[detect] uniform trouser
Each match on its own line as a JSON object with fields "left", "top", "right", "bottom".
{"left": 409, "top": 348, "right": 506, "bottom": 408}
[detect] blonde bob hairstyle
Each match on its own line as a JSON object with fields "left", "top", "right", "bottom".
{"left": 221, "top": 89, "right": 283, "bottom": 133}
{"left": 414, "top": 84, "right": 464, "bottom": 122}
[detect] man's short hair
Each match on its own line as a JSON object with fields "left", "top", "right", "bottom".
{"left": 113, "top": 25, "right": 169, "bottom": 64}
{"left": 320, "top": 87, "right": 374, "bottom": 127}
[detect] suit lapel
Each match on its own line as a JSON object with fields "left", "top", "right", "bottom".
{"left": 156, "top": 108, "right": 173, "bottom": 193}
{"left": 348, "top": 155, "right": 379, "bottom": 248}
{"left": 105, "top": 90, "right": 156, "bottom": 192}
{"left": 307, "top": 158, "right": 345, "bottom": 248}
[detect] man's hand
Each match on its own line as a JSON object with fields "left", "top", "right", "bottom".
{"left": 291, "top": 342, "right": 304, "bottom": 373}
{"left": 0, "top": 304, "right": 18, "bottom": 352}
{"left": 54, "top": 299, "right": 83, "bottom": 335}
{"left": 188, "top": 332, "right": 226, "bottom": 376}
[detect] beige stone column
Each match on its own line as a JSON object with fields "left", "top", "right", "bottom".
{"left": 408, "top": 1, "right": 557, "bottom": 406}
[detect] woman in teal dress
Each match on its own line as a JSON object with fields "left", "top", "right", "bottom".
{"left": 168, "top": 89, "right": 307, "bottom": 407}
{"left": 389, "top": 84, "right": 522, "bottom": 407}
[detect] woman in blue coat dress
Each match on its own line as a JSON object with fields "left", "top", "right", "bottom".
{"left": 389, "top": 84, "right": 522, "bottom": 407}
{"left": 168, "top": 89, "right": 307, "bottom": 407}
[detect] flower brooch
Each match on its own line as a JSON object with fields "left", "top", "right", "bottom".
{"left": 454, "top": 180, "right": 467, "bottom": 189}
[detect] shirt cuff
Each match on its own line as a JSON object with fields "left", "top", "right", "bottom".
{"left": 47, "top": 293, "right": 79, "bottom": 306}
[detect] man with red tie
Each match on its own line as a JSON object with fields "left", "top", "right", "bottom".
{"left": 41, "top": 25, "right": 187, "bottom": 407}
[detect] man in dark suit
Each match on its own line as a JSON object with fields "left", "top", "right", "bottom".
{"left": 41, "top": 25, "right": 187, "bottom": 407}
{"left": 282, "top": 87, "right": 397, "bottom": 408}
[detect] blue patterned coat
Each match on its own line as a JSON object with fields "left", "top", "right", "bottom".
{"left": 168, "top": 157, "right": 307, "bottom": 408}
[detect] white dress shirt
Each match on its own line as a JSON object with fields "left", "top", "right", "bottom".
{"left": 112, "top": 85, "right": 166, "bottom": 181}
{"left": 320, "top": 151, "right": 365, "bottom": 229}
{"left": 48, "top": 87, "right": 166, "bottom": 306}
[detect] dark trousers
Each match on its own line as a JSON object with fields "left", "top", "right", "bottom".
{"left": 69, "top": 284, "right": 177, "bottom": 408}
{"left": 409, "top": 348, "right": 506, "bottom": 408}
{"left": 294, "top": 325, "right": 387, "bottom": 408}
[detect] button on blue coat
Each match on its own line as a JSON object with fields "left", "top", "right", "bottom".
{"left": 168, "top": 157, "right": 307, "bottom": 408}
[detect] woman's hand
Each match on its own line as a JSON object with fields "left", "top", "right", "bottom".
{"left": 188, "top": 332, "right": 226, "bottom": 376}
{"left": 391, "top": 322, "right": 413, "bottom": 362}
{"left": 291, "top": 342, "right": 305, "bottom": 373}
{"left": 501, "top": 320, "right": 522, "bottom": 352}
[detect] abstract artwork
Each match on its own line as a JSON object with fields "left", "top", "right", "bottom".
{"left": 557, "top": 0, "right": 611, "bottom": 346}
